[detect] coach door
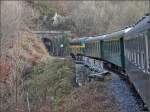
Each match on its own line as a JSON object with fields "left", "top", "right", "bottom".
{"left": 144, "top": 30, "right": 150, "bottom": 74}
{"left": 147, "top": 29, "right": 150, "bottom": 74}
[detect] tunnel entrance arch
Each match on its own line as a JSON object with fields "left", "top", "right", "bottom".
{"left": 32, "top": 30, "right": 71, "bottom": 56}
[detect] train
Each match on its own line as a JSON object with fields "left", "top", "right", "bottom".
{"left": 69, "top": 14, "right": 150, "bottom": 110}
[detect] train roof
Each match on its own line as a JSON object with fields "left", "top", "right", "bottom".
{"left": 125, "top": 14, "right": 150, "bottom": 36}
{"left": 101, "top": 29, "right": 126, "bottom": 40}
{"left": 70, "top": 14, "right": 150, "bottom": 43}
{"left": 69, "top": 37, "right": 90, "bottom": 44}
{"left": 85, "top": 28, "right": 129, "bottom": 42}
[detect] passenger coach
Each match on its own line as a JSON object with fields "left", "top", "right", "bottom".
{"left": 124, "top": 14, "right": 150, "bottom": 110}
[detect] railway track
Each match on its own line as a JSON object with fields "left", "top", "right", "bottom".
{"left": 75, "top": 58, "right": 149, "bottom": 112}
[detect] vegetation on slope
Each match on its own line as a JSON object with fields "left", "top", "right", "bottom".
{"left": 0, "top": 1, "right": 50, "bottom": 111}
{"left": 24, "top": 58, "right": 75, "bottom": 112}
{"left": 58, "top": 82, "right": 118, "bottom": 112}
{"left": 1, "top": 1, "right": 49, "bottom": 82}
{"left": 0, "top": 30, "right": 49, "bottom": 82}
{"left": 24, "top": 58, "right": 119, "bottom": 112}
{"left": 0, "top": 29, "right": 49, "bottom": 112}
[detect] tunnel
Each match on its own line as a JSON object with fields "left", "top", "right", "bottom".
{"left": 42, "top": 38, "right": 53, "bottom": 54}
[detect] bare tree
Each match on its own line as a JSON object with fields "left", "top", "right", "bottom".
{"left": 1, "top": 1, "right": 39, "bottom": 112}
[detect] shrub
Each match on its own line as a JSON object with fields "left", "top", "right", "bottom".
{"left": 58, "top": 82, "right": 118, "bottom": 112}
{"left": 24, "top": 57, "right": 75, "bottom": 112}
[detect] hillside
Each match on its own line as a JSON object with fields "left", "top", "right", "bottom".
{"left": 0, "top": 1, "right": 49, "bottom": 82}
{"left": 31, "top": 1, "right": 149, "bottom": 36}
{"left": 0, "top": 29, "right": 49, "bottom": 82}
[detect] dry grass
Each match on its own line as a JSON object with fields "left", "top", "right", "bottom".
{"left": 0, "top": 30, "right": 49, "bottom": 81}
{"left": 58, "top": 82, "right": 119, "bottom": 112}
{"left": 10, "top": 30, "right": 49, "bottom": 64}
